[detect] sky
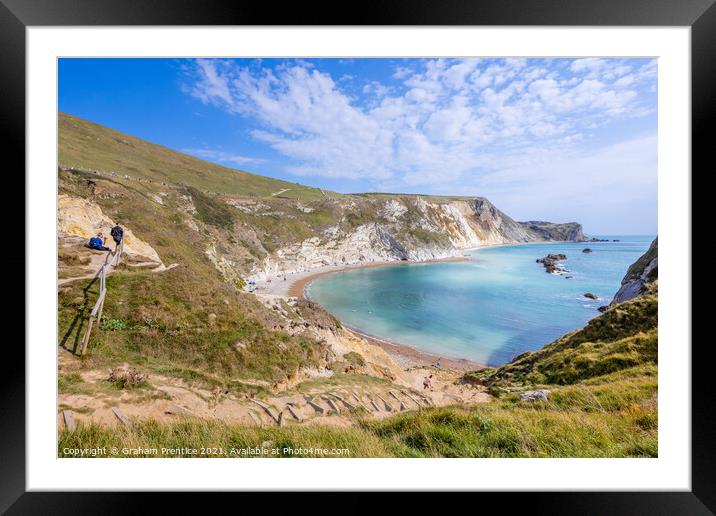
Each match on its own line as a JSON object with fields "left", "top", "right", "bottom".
{"left": 58, "top": 58, "right": 657, "bottom": 234}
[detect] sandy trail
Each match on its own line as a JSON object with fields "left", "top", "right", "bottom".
{"left": 57, "top": 348, "right": 490, "bottom": 431}
{"left": 58, "top": 236, "right": 176, "bottom": 286}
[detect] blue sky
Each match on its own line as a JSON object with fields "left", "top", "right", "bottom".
{"left": 59, "top": 58, "right": 657, "bottom": 234}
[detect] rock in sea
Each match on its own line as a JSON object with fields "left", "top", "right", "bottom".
{"left": 536, "top": 254, "right": 567, "bottom": 274}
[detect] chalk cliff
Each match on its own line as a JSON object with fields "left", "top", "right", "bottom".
{"left": 611, "top": 237, "right": 658, "bottom": 305}
{"left": 248, "top": 196, "right": 587, "bottom": 281}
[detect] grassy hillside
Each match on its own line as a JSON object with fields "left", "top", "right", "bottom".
{"left": 59, "top": 268, "right": 328, "bottom": 391}
{"left": 58, "top": 167, "right": 335, "bottom": 393}
{"left": 519, "top": 220, "right": 586, "bottom": 242}
{"left": 57, "top": 114, "right": 657, "bottom": 458}
{"left": 59, "top": 362, "right": 656, "bottom": 457}
{"left": 624, "top": 237, "right": 658, "bottom": 283}
{"left": 355, "top": 192, "right": 476, "bottom": 202}
{"left": 59, "top": 112, "right": 335, "bottom": 201}
{"left": 59, "top": 285, "right": 658, "bottom": 458}
{"left": 472, "top": 291, "right": 658, "bottom": 387}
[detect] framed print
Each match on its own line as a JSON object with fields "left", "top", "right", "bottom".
{"left": 4, "top": 0, "right": 712, "bottom": 511}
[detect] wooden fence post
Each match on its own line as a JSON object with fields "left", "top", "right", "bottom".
{"left": 78, "top": 247, "right": 116, "bottom": 355}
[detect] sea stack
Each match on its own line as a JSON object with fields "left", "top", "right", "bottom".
{"left": 536, "top": 254, "right": 567, "bottom": 274}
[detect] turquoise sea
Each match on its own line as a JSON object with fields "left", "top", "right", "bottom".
{"left": 307, "top": 236, "right": 655, "bottom": 366}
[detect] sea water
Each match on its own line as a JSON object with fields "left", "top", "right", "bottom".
{"left": 307, "top": 236, "right": 654, "bottom": 366}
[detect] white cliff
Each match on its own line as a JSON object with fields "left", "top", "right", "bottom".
{"left": 247, "top": 196, "right": 584, "bottom": 283}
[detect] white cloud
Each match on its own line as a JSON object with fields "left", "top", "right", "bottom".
{"left": 473, "top": 134, "right": 657, "bottom": 233}
{"left": 190, "top": 60, "right": 233, "bottom": 107}
{"left": 185, "top": 58, "right": 656, "bottom": 197}
{"left": 362, "top": 81, "right": 391, "bottom": 98}
{"left": 392, "top": 66, "right": 412, "bottom": 80}
{"left": 183, "top": 148, "right": 266, "bottom": 167}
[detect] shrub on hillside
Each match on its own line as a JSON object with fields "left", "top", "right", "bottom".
{"left": 107, "top": 367, "right": 147, "bottom": 389}
{"left": 187, "top": 186, "right": 235, "bottom": 229}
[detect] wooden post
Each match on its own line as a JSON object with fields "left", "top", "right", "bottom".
{"left": 62, "top": 410, "right": 76, "bottom": 432}
{"left": 111, "top": 406, "right": 130, "bottom": 428}
{"left": 247, "top": 410, "right": 261, "bottom": 426}
{"left": 79, "top": 316, "right": 94, "bottom": 356}
{"left": 78, "top": 242, "right": 119, "bottom": 356}
{"left": 96, "top": 295, "right": 106, "bottom": 325}
{"left": 79, "top": 289, "right": 106, "bottom": 356}
{"left": 97, "top": 266, "right": 106, "bottom": 323}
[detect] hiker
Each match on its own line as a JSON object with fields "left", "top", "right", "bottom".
{"left": 87, "top": 233, "right": 110, "bottom": 251}
{"left": 423, "top": 374, "right": 433, "bottom": 390}
{"left": 110, "top": 222, "right": 124, "bottom": 250}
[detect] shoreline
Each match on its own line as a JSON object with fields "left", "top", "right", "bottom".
{"left": 285, "top": 238, "right": 585, "bottom": 298}
{"left": 287, "top": 255, "right": 469, "bottom": 298}
{"left": 345, "top": 326, "right": 486, "bottom": 372}
{"left": 254, "top": 239, "right": 587, "bottom": 370}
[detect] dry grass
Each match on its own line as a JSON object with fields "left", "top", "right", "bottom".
{"left": 59, "top": 365, "right": 656, "bottom": 458}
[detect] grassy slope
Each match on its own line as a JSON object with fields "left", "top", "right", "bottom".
{"left": 475, "top": 292, "right": 658, "bottom": 387}
{"left": 60, "top": 293, "right": 658, "bottom": 457}
{"left": 58, "top": 114, "right": 456, "bottom": 258}
{"left": 57, "top": 114, "right": 657, "bottom": 458}
{"left": 59, "top": 112, "right": 334, "bottom": 201}
{"left": 59, "top": 269, "right": 327, "bottom": 392}
{"left": 58, "top": 169, "right": 330, "bottom": 392}
{"left": 59, "top": 364, "right": 656, "bottom": 458}
{"left": 624, "top": 237, "right": 658, "bottom": 282}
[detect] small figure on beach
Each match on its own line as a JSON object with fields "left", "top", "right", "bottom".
{"left": 434, "top": 358, "right": 442, "bottom": 369}
{"left": 87, "top": 232, "right": 110, "bottom": 251}
{"left": 423, "top": 374, "right": 433, "bottom": 390}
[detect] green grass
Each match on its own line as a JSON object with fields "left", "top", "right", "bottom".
{"left": 58, "top": 370, "right": 158, "bottom": 398}
{"left": 59, "top": 364, "right": 656, "bottom": 458}
{"left": 58, "top": 250, "right": 91, "bottom": 266}
{"left": 481, "top": 293, "right": 658, "bottom": 386}
{"left": 186, "top": 186, "right": 235, "bottom": 229}
{"left": 58, "top": 163, "right": 342, "bottom": 396}
{"left": 59, "top": 112, "right": 336, "bottom": 201}
{"left": 58, "top": 267, "right": 328, "bottom": 390}
{"left": 57, "top": 111, "right": 659, "bottom": 459}
{"left": 343, "top": 352, "right": 366, "bottom": 367}
{"left": 624, "top": 237, "right": 658, "bottom": 281}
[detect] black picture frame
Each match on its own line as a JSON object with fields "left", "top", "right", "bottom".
{"left": 3, "top": 0, "right": 711, "bottom": 512}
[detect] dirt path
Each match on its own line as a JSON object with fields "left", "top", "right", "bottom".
{"left": 58, "top": 261, "right": 178, "bottom": 286}
{"left": 58, "top": 349, "right": 490, "bottom": 431}
{"left": 58, "top": 235, "right": 178, "bottom": 286}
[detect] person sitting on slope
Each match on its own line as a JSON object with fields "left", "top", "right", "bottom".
{"left": 423, "top": 374, "right": 433, "bottom": 390}
{"left": 87, "top": 233, "right": 110, "bottom": 252}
